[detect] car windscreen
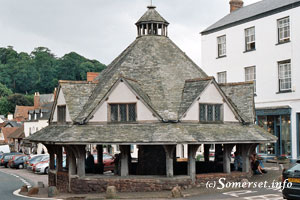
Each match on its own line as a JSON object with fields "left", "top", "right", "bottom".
{"left": 103, "top": 154, "right": 112, "bottom": 160}
{"left": 287, "top": 163, "right": 300, "bottom": 172}
{"left": 30, "top": 155, "right": 47, "bottom": 162}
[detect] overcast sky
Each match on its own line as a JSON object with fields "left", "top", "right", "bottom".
{"left": 0, "top": 0, "right": 261, "bottom": 66}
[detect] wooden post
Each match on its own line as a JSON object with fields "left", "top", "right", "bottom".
{"left": 241, "top": 144, "right": 250, "bottom": 173}
{"left": 97, "top": 145, "right": 104, "bottom": 174}
{"left": 188, "top": 145, "right": 200, "bottom": 183}
{"left": 76, "top": 145, "right": 86, "bottom": 177}
{"left": 204, "top": 144, "right": 210, "bottom": 162}
{"left": 215, "top": 144, "right": 223, "bottom": 162}
{"left": 120, "top": 145, "right": 130, "bottom": 176}
{"left": 163, "top": 145, "right": 176, "bottom": 177}
{"left": 56, "top": 146, "right": 63, "bottom": 172}
{"left": 68, "top": 149, "right": 76, "bottom": 175}
{"left": 223, "top": 144, "right": 234, "bottom": 174}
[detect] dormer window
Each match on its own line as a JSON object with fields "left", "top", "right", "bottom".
{"left": 57, "top": 105, "right": 66, "bottom": 124}
{"left": 199, "top": 104, "right": 222, "bottom": 122}
{"left": 109, "top": 104, "right": 136, "bottom": 122}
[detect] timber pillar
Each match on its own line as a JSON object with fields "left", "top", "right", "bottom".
{"left": 97, "top": 145, "right": 104, "bottom": 174}
{"left": 204, "top": 144, "right": 210, "bottom": 162}
{"left": 163, "top": 145, "right": 176, "bottom": 177}
{"left": 120, "top": 145, "right": 130, "bottom": 176}
{"left": 223, "top": 144, "right": 234, "bottom": 174}
{"left": 188, "top": 144, "right": 200, "bottom": 183}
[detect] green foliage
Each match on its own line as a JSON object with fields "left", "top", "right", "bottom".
{"left": 0, "top": 83, "right": 13, "bottom": 97}
{"left": 0, "top": 97, "right": 10, "bottom": 116}
{"left": 0, "top": 46, "right": 106, "bottom": 94}
{"left": 0, "top": 46, "right": 106, "bottom": 115}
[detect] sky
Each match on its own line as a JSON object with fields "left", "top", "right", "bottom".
{"left": 0, "top": 0, "right": 261, "bottom": 66}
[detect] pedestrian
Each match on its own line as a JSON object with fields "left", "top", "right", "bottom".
{"left": 234, "top": 152, "right": 242, "bottom": 171}
{"left": 85, "top": 151, "right": 95, "bottom": 173}
{"left": 250, "top": 153, "right": 267, "bottom": 174}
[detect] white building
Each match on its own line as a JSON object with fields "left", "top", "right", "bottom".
{"left": 24, "top": 93, "right": 54, "bottom": 154}
{"left": 201, "top": 0, "right": 300, "bottom": 160}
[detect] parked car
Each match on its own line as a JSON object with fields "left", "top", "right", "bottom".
{"left": 282, "top": 160, "right": 300, "bottom": 199}
{"left": 0, "top": 152, "right": 23, "bottom": 168}
{"left": 8, "top": 155, "right": 29, "bottom": 169}
{"left": 27, "top": 155, "right": 49, "bottom": 171}
{"left": 34, "top": 156, "right": 67, "bottom": 174}
{"left": 91, "top": 153, "right": 115, "bottom": 172}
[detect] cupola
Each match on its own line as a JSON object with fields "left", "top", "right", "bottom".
{"left": 136, "top": 6, "right": 169, "bottom": 37}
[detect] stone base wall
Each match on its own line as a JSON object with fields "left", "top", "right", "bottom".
{"left": 70, "top": 177, "right": 192, "bottom": 193}
{"left": 48, "top": 171, "right": 56, "bottom": 186}
{"left": 57, "top": 171, "right": 69, "bottom": 193}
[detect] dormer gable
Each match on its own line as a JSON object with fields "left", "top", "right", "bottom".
{"left": 51, "top": 87, "right": 72, "bottom": 123}
{"left": 180, "top": 78, "right": 243, "bottom": 123}
{"left": 89, "top": 77, "right": 160, "bottom": 123}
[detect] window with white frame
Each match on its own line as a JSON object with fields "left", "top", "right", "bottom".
{"left": 278, "top": 17, "right": 290, "bottom": 43}
{"left": 245, "top": 66, "right": 256, "bottom": 93}
{"left": 245, "top": 27, "right": 255, "bottom": 51}
{"left": 217, "top": 71, "right": 227, "bottom": 84}
{"left": 278, "top": 60, "right": 291, "bottom": 92}
{"left": 199, "top": 104, "right": 222, "bottom": 122}
{"left": 110, "top": 103, "right": 136, "bottom": 122}
{"left": 217, "top": 35, "right": 226, "bottom": 57}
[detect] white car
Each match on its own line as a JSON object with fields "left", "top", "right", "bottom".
{"left": 34, "top": 160, "right": 49, "bottom": 174}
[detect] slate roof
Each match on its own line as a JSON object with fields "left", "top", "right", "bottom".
{"left": 220, "top": 82, "right": 255, "bottom": 123}
{"left": 40, "top": 94, "right": 54, "bottom": 105}
{"left": 56, "top": 81, "right": 97, "bottom": 121}
{"left": 75, "top": 35, "right": 207, "bottom": 123}
{"left": 178, "top": 78, "right": 211, "bottom": 118}
{"left": 202, "top": 0, "right": 300, "bottom": 35}
{"left": 136, "top": 6, "right": 169, "bottom": 25}
{"left": 26, "top": 123, "right": 277, "bottom": 144}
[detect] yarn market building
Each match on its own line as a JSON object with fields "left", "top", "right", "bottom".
{"left": 27, "top": 6, "right": 276, "bottom": 193}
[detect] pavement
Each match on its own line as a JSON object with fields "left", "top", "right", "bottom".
{"left": 0, "top": 162, "right": 292, "bottom": 200}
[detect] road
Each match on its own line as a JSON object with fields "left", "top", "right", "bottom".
{"left": 0, "top": 170, "right": 35, "bottom": 200}
{"left": 185, "top": 164, "right": 287, "bottom": 200}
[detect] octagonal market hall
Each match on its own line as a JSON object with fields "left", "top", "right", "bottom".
{"left": 27, "top": 5, "right": 276, "bottom": 193}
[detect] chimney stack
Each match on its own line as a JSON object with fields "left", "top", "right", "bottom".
{"left": 230, "top": 0, "right": 244, "bottom": 12}
{"left": 34, "top": 92, "right": 40, "bottom": 108}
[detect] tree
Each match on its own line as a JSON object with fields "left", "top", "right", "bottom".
{"left": 0, "top": 83, "right": 12, "bottom": 98}
{"left": 0, "top": 97, "right": 10, "bottom": 115}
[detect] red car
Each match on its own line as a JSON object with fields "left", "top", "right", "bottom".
{"left": 92, "top": 153, "right": 115, "bottom": 172}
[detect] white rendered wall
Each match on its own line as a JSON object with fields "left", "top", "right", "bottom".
{"left": 182, "top": 83, "right": 238, "bottom": 122}
{"left": 90, "top": 81, "right": 158, "bottom": 122}
{"left": 201, "top": 7, "right": 300, "bottom": 159}
{"left": 52, "top": 88, "right": 72, "bottom": 123}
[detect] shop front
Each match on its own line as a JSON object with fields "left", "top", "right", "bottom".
{"left": 256, "top": 107, "right": 291, "bottom": 158}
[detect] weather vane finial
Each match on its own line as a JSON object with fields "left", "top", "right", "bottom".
{"left": 150, "top": 0, "right": 153, "bottom": 6}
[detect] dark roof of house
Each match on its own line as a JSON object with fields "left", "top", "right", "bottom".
{"left": 57, "top": 81, "right": 97, "bottom": 121}
{"left": 75, "top": 35, "right": 207, "bottom": 123}
{"left": 220, "top": 82, "right": 255, "bottom": 123}
{"left": 26, "top": 123, "right": 277, "bottom": 144}
{"left": 4, "top": 121, "right": 23, "bottom": 128}
{"left": 202, "top": 0, "right": 300, "bottom": 35}
{"left": 136, "top": 6, "right": 169, "bottom": 25}
{"left": 7, "top": 126, "right": 24, "bottom": 139}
